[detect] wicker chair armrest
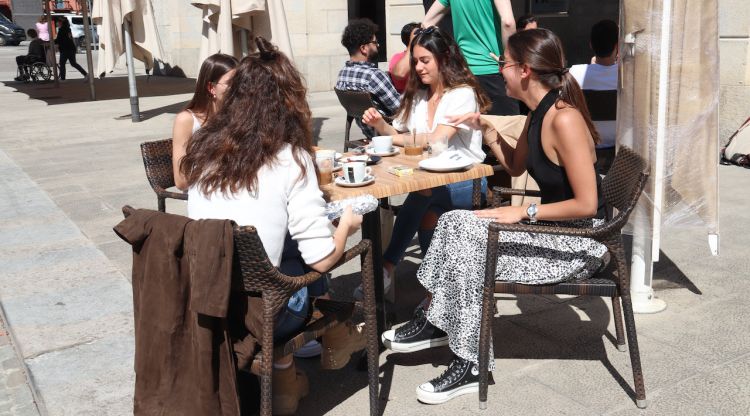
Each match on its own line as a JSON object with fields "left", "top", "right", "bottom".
{"left": 328, "top": 239, "right": 372, "bottom": 271}
{"left": 488, "top": 220, "right": 608, "bottom": 240}
{"left": 490, "top": 187, "right": 542, "bottom": 208}
{"left": 154, "top": 186, "right": 188, "bottom": 201}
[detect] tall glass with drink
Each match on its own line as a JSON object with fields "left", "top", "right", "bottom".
{"left": 404, "top": 129, "right": 424, "bottom": 156}
{"left": 315, "top": 150, "right": 335, "bottom": 185}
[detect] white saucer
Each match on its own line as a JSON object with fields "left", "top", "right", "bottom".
{"left": 365, "top": 146, "right": 399, "bottom": 157}
{"left": 335, "top": 175, "right": 375, "bottom": 187}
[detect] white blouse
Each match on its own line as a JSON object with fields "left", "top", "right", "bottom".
{"left": 392, "top": 86, "right": 485, "bottom": 163}
{"left": 187, "top": 145, "right": 335, "bottom": 267}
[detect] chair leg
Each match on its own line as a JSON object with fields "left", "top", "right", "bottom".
{"left": 360, "top": 242, "right": 380, "bottom": 416}
{"left": 260, "top": 301, "right": 276, "bottom": 416}
{"left": 478, "top": 227, "right": 500, "bottom": 409}
{"left": 611, "top": 296, "right": 627, "bottom": 351}
{"left": 620, "top": 292, "right": 648, "bottom": 408}
{"left": 157, "top": 196, "right": 166, "bottom": 213}
{"left": 344, "top": 116, "right": 353, "bottom": 152}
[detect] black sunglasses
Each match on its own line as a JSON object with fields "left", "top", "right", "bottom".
{"left": 415, "top": 26, "right": 438, "bottom": 37}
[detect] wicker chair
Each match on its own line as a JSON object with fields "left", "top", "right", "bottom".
{"left": 234, "top": 225, "right": 380, "bottom": 416}
{"left": 334, "top": 88, "right": 377, "bottom": 152}
{"left": 140, "top": 139, "right": 187, "bottom": 212}
{"left": 477, "top": 146, "right": 649, "bottom": 409}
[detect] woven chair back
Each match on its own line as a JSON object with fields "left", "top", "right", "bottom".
{"left": 334, "top": 88, "right": 376, "bottom": 118}
{"left": 140, "top": 139, "right": 176, "bottom": 192}
{"left": 601, "top": 146, "right": 649, "bottom": 216}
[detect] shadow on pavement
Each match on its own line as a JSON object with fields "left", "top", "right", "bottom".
{"left": 1, "top": 74, "right": 195, "bottom": 105}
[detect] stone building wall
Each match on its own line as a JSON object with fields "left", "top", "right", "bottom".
{"left": 718, "top": 0, "right": 750, "bottom": 144}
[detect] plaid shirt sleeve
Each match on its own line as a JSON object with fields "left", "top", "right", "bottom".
{"left": 368, "top": 70, "right": 401, "bottom": 116}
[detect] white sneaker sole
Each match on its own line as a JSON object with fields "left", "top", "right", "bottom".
{"left": 416, "top": 382, "right": 479, "bottom": 404}
{"left": 381, "top": 331, "right": 449, "bottom": 353}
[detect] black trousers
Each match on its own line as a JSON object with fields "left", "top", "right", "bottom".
{"left": 476, "top": 73, "right": 520, "bottom": 116}
{"left": 59, "top": 49, "right": 87, "bottom": 80}
{"left": 16, "top": 55, "right": 39, "bottom": 75}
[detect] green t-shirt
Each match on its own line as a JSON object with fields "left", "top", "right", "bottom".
{"left": 437, "top": 0, "right": 504, "bottom": 76}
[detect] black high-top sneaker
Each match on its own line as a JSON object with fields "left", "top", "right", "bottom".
{"left": 416, "top": 355, "right": 480, "bottom": 404}
{"left": 381, "top": 306, "right": 448, "bottom": 352}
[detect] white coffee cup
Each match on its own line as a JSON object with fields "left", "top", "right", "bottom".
{"left": 342, "top": 162, "right": 372, "bottom": 183}
{"left": 371, "top": 136, "right": 393, "bottom": 153}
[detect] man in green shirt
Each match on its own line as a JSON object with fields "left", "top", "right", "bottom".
{"left": 424, "top": 0, "right": 519, "bottom": 115}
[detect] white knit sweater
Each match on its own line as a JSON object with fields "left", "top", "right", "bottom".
{"left": 187, "top": 145, "right": 335, "bottom": 267}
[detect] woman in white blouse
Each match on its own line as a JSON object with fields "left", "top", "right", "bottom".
{"left": 360, "top": 25, "right": 490, "bottom": 297}
{"left": 181, "top": 38, "right": 364, "bottom": 414}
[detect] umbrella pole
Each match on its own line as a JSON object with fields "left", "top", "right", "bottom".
{"left": 123, "top": 17, "right": 141, "bottom": 122}
{"left": 630, "top": 0, "right": 670, "bottom": 314}
{"left": 80, "top": 0, "right": 95, "bottom": 100}
{"left": 45, "top": 1, "right": 59, "bottom": 87}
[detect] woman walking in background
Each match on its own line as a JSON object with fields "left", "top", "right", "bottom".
{"left": 54, "top": 18, "right": 87, "bottom": 81}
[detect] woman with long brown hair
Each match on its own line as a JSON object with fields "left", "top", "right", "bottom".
{"left": 181, "top": 37, "right": 365, "bottom": 415}
{"left": 172, "top": 53, "right": 238, "bottom": 190}
{"left": 381, "top": 28, "right": 607, "bottom": 405}
{"left": 357, "top": 25, "right": 490, "bottom": 299}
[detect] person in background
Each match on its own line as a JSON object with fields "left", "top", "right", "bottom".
{"left": 35, "top": 15, "right": 49, "bottom": 42}
{"left": 54, "top": 18, "right": 87, "bottom": 81}
{"left": 570, "top": 19, "right": 619, "bottom": 174}
{"left": 423, "top": 0, "right": 518, "bottom": 116}
{"left": 389, "top": 22, "right": 420, "bottom": 94}
{"left": 336, "top": 18, "right": 400, "bottom": 138}
{"left": 382, "top": 28, "right": 607, "bottom": 405}
{"left": 516, "top": 14, "right": 538, "bottom": 30}
{"left": 358, "top": 26, "right": 489, "bottom": 300}
{"left": 182, "top": 37, "right": 366, "bottom": 415}
{"left": 172, "top": 53, "right": 239, "bottom": 191}
{"left": 14, "top": 29, "right": 45, "bottom": 81}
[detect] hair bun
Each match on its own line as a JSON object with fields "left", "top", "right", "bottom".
{"left": 254, "top": 36, "right": 279, "bottom": 60}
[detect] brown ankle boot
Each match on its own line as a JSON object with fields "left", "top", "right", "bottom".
{"left": 272, "top": 363, "right": 309, "bottom": 415}
{"left": 320, "top": 321, "right": 367, "bottom": 370}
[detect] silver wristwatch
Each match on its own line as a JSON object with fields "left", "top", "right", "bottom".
{"left": 526, "top": 203, "right": 538, "bottom": 223}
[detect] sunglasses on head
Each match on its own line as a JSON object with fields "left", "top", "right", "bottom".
{"left": 415, "top": 26, "right": 438, "bottom": 37}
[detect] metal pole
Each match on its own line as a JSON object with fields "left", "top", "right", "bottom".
{"left": 45, "top": 1, "right": 59, "bottom": 87}
{"left": 123, "top": 17, "right": 140, "bottom": 122}
{"left": 79, "top": 0, "right": 95, "bottom": 100}
{"left": 239, "top": 29, "right": 249, "bottom": 57}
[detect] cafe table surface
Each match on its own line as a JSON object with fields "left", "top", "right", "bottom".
{"left": 319, "top": 148, "right": 493, "bottom": 335}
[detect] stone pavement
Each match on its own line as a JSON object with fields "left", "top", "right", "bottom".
{"left": 1, "top": 43, "right": 749, "bottom": 415}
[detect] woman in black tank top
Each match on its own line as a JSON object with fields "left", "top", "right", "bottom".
{"left": 381, "top": 29, "right": 610, "bottom": 406}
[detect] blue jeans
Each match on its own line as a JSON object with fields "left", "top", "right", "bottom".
{"left": 383, "top": 178, "right": 486, "bottom": 265}
{"left": 274, "top": 234, "right": 328, "bottom": 342}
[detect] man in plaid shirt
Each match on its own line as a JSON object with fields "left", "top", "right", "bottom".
{"left": 336, "top": 19, "right": 401, "bottom": 137}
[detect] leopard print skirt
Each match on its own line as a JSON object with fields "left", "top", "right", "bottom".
{"left": 417, "top": 210, "right": 608, "bottom": 369}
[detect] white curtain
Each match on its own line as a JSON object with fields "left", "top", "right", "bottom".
{"left": 192, "top": 0, "right": 293, "bottom": 67}
{"left": 91, "top": 0, "right": 164, "bottom": 75}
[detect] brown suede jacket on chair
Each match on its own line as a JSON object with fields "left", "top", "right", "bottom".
{"left": 114, "top": 208, "right": 261, "bottom": 416}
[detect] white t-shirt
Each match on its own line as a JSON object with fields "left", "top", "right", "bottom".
{"left": 392, "top": 86, "right": 486, "bottom": 163}
{"left": 570, "top": 63, "right": 618, "bottom": 149}
{"left": 187, "top": 145, "right": 335, "bottom": 267}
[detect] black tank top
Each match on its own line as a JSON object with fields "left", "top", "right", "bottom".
{"left": 525, "top": 89, "right": 606, "bottom": 219}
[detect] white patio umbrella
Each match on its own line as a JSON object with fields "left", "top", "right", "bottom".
{"left": 618, "top": 0, "right": 719, "bottom": 312}
{"left": 192, "top": 0, "right": 293, "bottom": 66}
{"left": 92, "top": 0, "right": 165, "bottom": 121}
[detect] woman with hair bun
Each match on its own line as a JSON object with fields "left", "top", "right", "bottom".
{"left": 382, "top": 28, "right": 608, "bottom": 405}
{"left": 181, "top": 37, "right": 366, "bottom": 415}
